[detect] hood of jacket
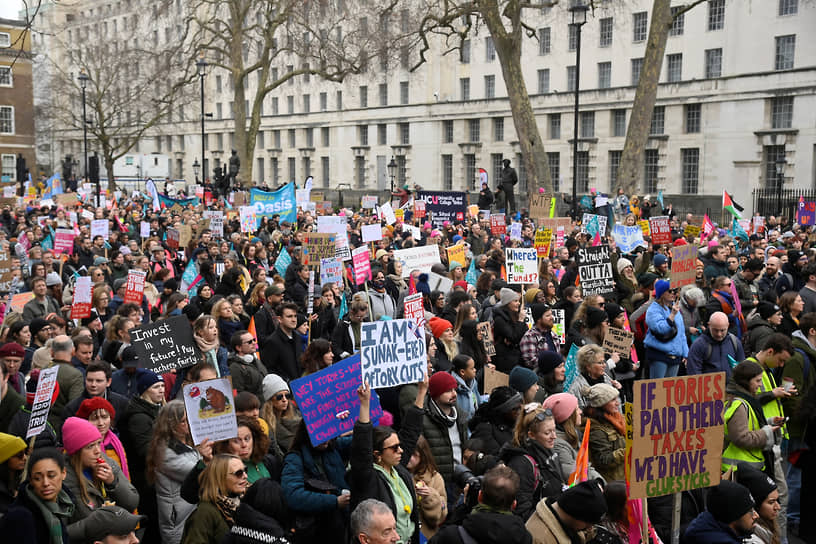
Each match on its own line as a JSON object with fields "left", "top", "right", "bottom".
{"left": 461, "top": 508, "right": 532, "bottom": 544}
{"left": 792, "top": 329, "right": 816, "bottom": 353}
{"left": 122, "top": 395, "right": 160, "bottom": 423}
{"left": 683, "top": 511, "right": 744, "bottom": 544}
{"left": 746, "top": 316, "right": 772, "bottom": 332}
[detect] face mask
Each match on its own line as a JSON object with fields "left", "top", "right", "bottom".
{"left": 372, "top": 280, "right": 385, "bottom": 289}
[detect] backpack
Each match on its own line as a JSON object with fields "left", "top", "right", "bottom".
{"left": 773, "top": 347, "right": 812, "bottom": 385}
{"left": 704, "top": 333, "right": 740, "bottom": 362}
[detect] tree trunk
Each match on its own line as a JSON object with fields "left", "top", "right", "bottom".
{"left": 104, "top": 154, "right": 117, "bottom": 192}
{"left": 481, "top": 3, "right": 552, "bottom": 206}
{"left": 617, "top": 0, "right": 671, "bottom": 195}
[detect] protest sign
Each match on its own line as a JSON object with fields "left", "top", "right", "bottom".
{"left": 56, "top": 193, "right": 79, "bottom": 207}
{"left": 613, "top": 224, "right": 646, "bottom": 254}
{"left": 361, "top": 224, "right": 383, "bottom": 243}
{"left": 752, "top": 216, "right": 765, "bottom": 234}
{"left": 552, "top": 309, "right": 566, "bottom": 344}
{"left": 320, "top": 257, "right": 343, "bottom": 286}
{"left": 250, "top": 183, "right": 297, "bottom": 225}
{"left": 638, "top": 219, "right": 650, "bottom": 236}
{"left": 796, "top": 199, "right": 816, "bottom": 225}
{"left": 467, "top": 204, "right": 479, "bottom": 218}
{"left": 581, "top": 213, "right": 607, "bottom": 236}
{"left": 179, "top": 225, "right": 193, "bottom": 248}
{"left": 203, "top": 211, "right": 224, "bottom": 238}
{"left": 477, "top": 321, "right": 496, "bottom": 357}
{"left": 403, "top": 293, "right": 426, "bottom": 331}
{"left": 379, "top": 202, "right": 397, "bottom": 225}
{"left": 447, "top": 244, "right": 466, "bottom": 269}
{"left": 413, "top": 200, "right": 426, "bottom": 218}
{"left": 140, "top": 221, "right": 150, "bottom": 238}
{"left": 505, "top": 248, "right": 539, "bottom": 284}
{"left": 26, "top": 366, "right": 60, "bottom": 439}
{"left": 352, "top": 245, "right": 372, "bottom": 285}
{"left": 291, "top": 353, "right": 383, "bottom": 446}
{"left": 670, "top": 243, "right": 698, "bottom": 289}
{"left": 91, "top": 219, "right": 109, "bottom": 240}
{"left": 0, "top": 254, "right": 14, "bottom": 292}
{"left": 394, "top": 208, "right": 404, "bottom": 222}
{"left": 484, "top": 367, "right": 509, "bottom": 394}
{"left": 274, "top": 248, "right": 291, "bottom": 277}
{"left": 576, "top": 245, "right": 615, "bottom": 296}
{"left": 303, "top": 233, "right": 336, "bottom": 270}
{"left": 183, "top": 378, "right": 238, "bottom": 446}
{"left": 534, "top": 228, "right": 553, "bottom": 258}
{"left": 561, "top": 344, "right": 580, "bottom": 392}
{"left": 529, "top": 193, "right": 551, "bottom": 219}
{"left": 360, "top": 319, "right": 427, "bottom": 389}
{"left": 71, "top": 276, "right": 93, "bottom": 319}
{"left": 509, "top": 222, "right": 522, "bottom": 240}
{"left": 393, "top": 245, "right": 441, "bottom": 278}
{"left": 426, "top": 271, "right": 454, "bottom": 294}
{"left": 310, "top": 191, "right": 324, "bottom": 203}
{"left": 239, "top": 206, "right": 257, "bottom": 233}
{"left": 602, "top": 327, "right": 634, "bottom": 355}
{"left": 317, "top": 216, "right": 351, "bottom": 261}
{"left": 683, "top": 224, "right": 701, "bottom": 239}
{"left": 649, "top": 216, "right": 672, "bottom": 245}
{"left": 416, "top": 191, "right": 467, "bottom": 227}
{"left": 166, "top": 228, "right": 180, "bottom": 249}
{"left": 629, "top": 373, "right": 725, "bottom": 499}
{"left": 490, "top": 214, "right": 506, "bottom": 235}
{"left": 9, "top": 292, "right": 33, "bottom": 314}
{"left": 129, "top": 315, "right": 198, "bottom": 374}
{"left": 539, "top": 217, "right": 573, "bottom": 232}
{"left": 361, "top": 195, "right": 378, "bottom": 209}
{"left": 555, "top": 226, "right": 565, "bottom": 249}
{"left": 124, "top": 270, "right": 146, "bottom": 305}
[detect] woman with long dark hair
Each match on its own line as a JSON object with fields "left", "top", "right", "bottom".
{"left": 457, "top": 319, "right": 489, "bottom": 371}
{"left": 300, "top": 338, "right": 334, "bottom": 376}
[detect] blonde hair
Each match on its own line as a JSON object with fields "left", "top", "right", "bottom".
{"left": 512, "top": 403, "right": 554, "bottom": 447}
{"left": 198, "top": 454, "right": 241, "bottom": 502}
{"left": 211, "top": 299, "right": 238, "bottom": 322}
{"left": 577, "top": 344, "right": 604, "bottom": 373}
{"left": 69, "top": 451, "right": 103, "bottom": 507}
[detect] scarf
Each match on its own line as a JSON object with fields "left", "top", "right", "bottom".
{"left": 603, "top": 411, "right": 627, "bottom": 436}
{"left": 24, "top": 484, "right": 74, "bottom": 544}
{"left": 102, "top": 431, "right": 129, "bottom": 480}
{"left": 194, "top": 334, "right": 220, "bottom": 373}
{"left": 430, "top": 399, "right": 458, "bottom": 428}
{"left": 215, "top": 495, "right": 241, "bottom": 526}
{"left": 373, "top": 464, "right": 414, "bottom": 543}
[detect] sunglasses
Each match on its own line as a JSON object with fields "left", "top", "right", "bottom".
{"left": 230, "top": 469, "right": 247, "bottom": 478}
{"left": 382, "top": 443, "right": 402, "bottom": 452}
{"left": 533, "top": 409, "right": 554, "bottom": 422}
{"left": 275, "top": 393, "right": 292, "bottom": 401}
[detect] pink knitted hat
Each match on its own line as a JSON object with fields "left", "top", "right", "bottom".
{"left": 62, "top": 417, "right": 102, "bottom": 455}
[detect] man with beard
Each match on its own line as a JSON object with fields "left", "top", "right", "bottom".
{"left": 758, "top": 256, "right": 781, "bottom": 301}
{"left": 775, "top": 249, "right": 808, "bottom": 298}
{"left": 422, "top": 372, "right": 468, "bottom": 482}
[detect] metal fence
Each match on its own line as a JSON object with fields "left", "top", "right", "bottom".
{"left": 751, "top": 187, "right": 816, "bottom": 221}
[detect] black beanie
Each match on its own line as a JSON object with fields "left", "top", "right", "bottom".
{"left": 757, "top": 301, "right": 780, "bottom": 321}
{"left": 708, "top": 480, "right": 756, "bottom": 524}
{"left": 537, "top": 350, "right": 564, "bottom": 375}
{"left": 605, "top": 302, "right": 625, "bottom": 323}
{"left": 530, "top": 303, "right": 550, "bottom": 323}
{"left": 585, "top": 306, "right": 608, "bottom": 329}
{"left": 558, "top": 479, "right": 607, "bottom": 524}
{"left": 736, "top": 463, "right": 777, "bottom": 507}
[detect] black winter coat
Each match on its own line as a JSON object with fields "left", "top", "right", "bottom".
{"left": 0, "top": 484, "right": 72, "bottom": 544}
{"left": 499, "top": 441, "right": 566, "bottom": 522}
{"left": 350, "top": 405, "right": 424, "bottom": 544}
{"left": 491, "top": 306, "right": 527, "bottom": 373}
{"left": 228, "top": 353, "right": 269, "bottom": 404}
{"left": 119, "top": 396, "right": 160, "bottom": 495}
{"left": 260, "top": 326, "right": 303, "bottom": 383}
{"left": 62, "top": 388, "right": 130, "bottom": 429}
{"left": 467, "top": 407, "right": 514, "bottom": 457}
{"left": 422, "top": 401, "right": 468, "bottom": 482}
{"left": 430, "top": 509, "right": 532, "bottom": 544}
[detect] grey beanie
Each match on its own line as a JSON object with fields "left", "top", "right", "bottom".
{"left": 496, "top": 288, "right": 519, "bottom": 308}
{"left": 262, "top": 374, "right": 290, "bottom": 402}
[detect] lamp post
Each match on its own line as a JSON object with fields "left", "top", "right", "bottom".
{"left": 387, "top": 156, "right": 397, "bottom": 194}
{"left": 193, "top": 159, "right": 201, "bottom": 184}
{"left": 77, "top": 70, "right": 89, "bottom": 201}
{"left": 776, "top": 156, "right": 787, "bottom": 218}
{"left": 196, "top": 55, "right": 208, "bottom": 183}
{"left": 568, "top": 0, "right": 588, "bottom": 220}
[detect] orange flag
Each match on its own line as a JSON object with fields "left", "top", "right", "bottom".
{"left": 248, "top": 316, "right": 257, "bottom": 343}
{"left": 568, "top": 419, "right": 591, "bottom": 486}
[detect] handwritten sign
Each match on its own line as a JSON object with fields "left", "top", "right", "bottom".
{"left": 352, "top": 245, "right": 371, "bottom": 285}
{"left": 303, "top": 233, "right": 336, "bottom": 270}
{"left": 203, "top": 211, "right": 224, "bottom": 238}
{"left": 613, "top": 224, "right": 646, "bottom": 254}
{"left": 534, "top": 228, "right": 553, "bottom": 258}
{"left": 505, "top": 248, "right": 538, "bottom": 284}
{"left": 602, "top": 327, "right": 634, "bottom": 355}
{"left": 484, "top": 367, "right": 509, "bottom": 394}
{"left": 362, "top": 223, "right": 383, "bottom": 243}
{"left": 71, "top": 276, "right": 93, "bottom": 319}
{"left": 683, "top": 224, "right": 701, "bottom": 239}
{"left": 629, "top": 374, "right": 725, "bottom": 499}
{"left": 490, "top": 214, "right": 506, "bottom": 235}
{"left": 797, "top": 200, "right": 816, "bottom": 226}
{"left": 649, "top": 216, "right": 672, "bottom": 245}
{"left": 26, "top": 366, "right": 60, "bottom": 439}
{"left": 0, "top": 253, "right": 15, "bottom": 292}
{"left": 291, "top": 353, "right": 383, "bottom": 446}
{"left": 379, "top": 202, "right": 397, "bottom": 225}
{"left": 360, "top": 319, "right": 427, "bottom": 389}
{"left": 129, "top": 315, "right": 198, "bottom": 374}
{"left": 477, "top": 321, "right": 496, "bottom": 357}
{"left": 576, "top": 245, "right": 615, "bottom": 296}
{"left": 403, "top": 293, "right": 426, "bottom": 331}
{"left": 670, "top": 243, "right": 698, "bottom": 289}
{"left": 320, "top": 257, "right": 343, "bottom": 286}
{"left": 447, "top": 244, "right": 467, "bottom": 269}
{"left": 124, "top": 270, "right": 146, "bottom": 305}
{"left": 91, "top": 219, "right": 109, "bottom": 240}
{"left": 539, "top": 217, "right": 572, "bottom": 232}
{"left": 140, "top": 221, "right": 151, "bottom": 238}
{"left": 183, "top": 377, "right": 238, "bottom": 446}
{"left": 529, "top": 193, "right": 551, "bottom": 219}
{"left": 393, "top": 245, "right": 441, "bottom": 278}
{"left": 638, "top": 220, "right": 651, "bottom": 237}
{"left": 361, "top": 195, "right": 378, "bottom": 209}
{"left": 239, "top": 206, "right": 257, "bottom": 233}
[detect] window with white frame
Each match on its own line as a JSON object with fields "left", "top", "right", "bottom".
{"left": 598, "top": 62, "right": 611, "bottom": 89}
{"left": 685, "top": 104, "right": 701, "bottom": 133}
{"left": 708, "top": 0, "right": 725, "bottom": 30}
{"left": 666, "top": 53, "right": 682, "bottom": 82}
{"left": 612, "top": 109, "right": 627, "bottom": 137}
{"left": 400, "top": 81, "right": 408, "bottom": 105}
{"left": 0, "top": 106, "right": 13, "bottom": 134}
{"left": 485, "top": 37, "right": 495, "bottom": 61}
{"left": 1, "top": 154, "right": 15, "bottom": 181}
{"left": 779, "top": 0, "right": 798, "bottom": 15}
{"left": 681, "top": 149, "right": 700, "bottom": 194}
{"left": 633, "top": 12, "right": 648, "bottom": 42}
{"left": 460, "top": 78, "right": 470, "bottom": 101}
{"left": 650, "top": 106, "right": 665, "bottom": 135}
{"left": 484, "top": 75, "right": 495, "bottom": 99}
{"left": 460, "top": 40, "right": 471, "bottom": 63}
{"left": 705, "top": 48, "right": 722, "bottom": 78}
{"left": 465, "top": 154, "right": 476, "bottom": 190}
{"left": 442, "top": 155, "right": 453, "bottom": 190}
{"left": 580, "top": 112, "right": 595, "bottom": 138}
{"left": 548, "top": 153, "right": 560, "bottom": 192}
{"left": 576, "top": 151, "right": 589, "bottom": 192}
{"left": 567, "top": 65, "right": 576, "bottom": 92}
{"left": 644, "top": 149, "right": 659, "bottom": 193}
{"left": 775, "top": 35, "right": 795, "bottom": 70}
{"left": 537, "top": 69, "right": 549, "bottom": 94}
{"left": 609, "top": 150, "right": 622, "bottom": 187}
{"left": 771, "top": 96, "right": 794, "bottom": 129}
{"left": 631, "top": 58, "right": 644, "bottom": 85}
{"left": 549, "top": 114, "right": 561, "bottom": 139}
{"left": 670, "top": 6, "right": 684, "bottom": 36}
{"left": 0, "top": 66, "right": 11, "bottom": 86}
{"left": 538, "top": 27, "right": 551, "bottom": 55}
{"left": 568, "top": 25, "right": 578, "bottom": 51}
{"left": 493, "top": 117, "right": 504, "bottom": 141}
{"left": 599, "top": 18, "right": 613, "bottom": 47}
{"left": 443, "top": 120, "right": 454, "bottom": 143}
{"left": 0, "top": 33, "right": 10, "bottom": 48}
{"left": 468, "top": 119, "right": 480, "bottom": 142}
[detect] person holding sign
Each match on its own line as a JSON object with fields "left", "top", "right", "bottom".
{"left": 351, "top": 376, "right": 428, "bottom": 544}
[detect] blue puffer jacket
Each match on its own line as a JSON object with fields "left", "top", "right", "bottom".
{"left": 682, "top": 511, "right": 744, "bottom": 544}
{"left": 281, "top": 436, "right": 351, "bottom": 513}
{"left": 644, "top": 301, "right": 688, "bottom": 357}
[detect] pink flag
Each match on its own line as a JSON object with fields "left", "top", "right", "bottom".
{"left": 702, "top": 213, "right": 714, "bottom": 238}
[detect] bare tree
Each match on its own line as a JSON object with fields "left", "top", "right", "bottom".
{"left": 189, "top": 0, "right": 411, "bottom": 187}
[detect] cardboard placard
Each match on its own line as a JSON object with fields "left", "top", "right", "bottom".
{"left": 576, "top": 245, "right": 615, "bottom": 296}
{"left": 477, "top": 321, "right": 496, "bottom": 357}
{"left": 352, "top": 245, "right": 371, "bottom": 285}
{"left": 55, "top": 193, "right": 79, "bottom": 207}
{"left": 602, "top": 327, "right": 634, "bottom": 355}
{"left": 360, "top": 319, "right": 427, "bottom": 389}
{"left": 71, "top": 276, "right": 93, "bottom": 319}
{"left": 183, "top": 377, "right": 238, "bottom": 446}
{"left": 393, "top": 245, "right": 441, "bottom": 278}
{"left": 303, "top": 233, "right": 336, "bottom": 270}
{"left": 403, "top": 293, "right": 426, "bottom": 331}
{"left": 179, "top": 225, "right": 193, "bottom": 248}
{"left": 124, "top": 269, "right": 146, "bottom": 304}
{"left": 290, "top": 353, "right": 383, "bottom": 446}
{"left": 26, "top": 366, "right": 60, "bottom": 439}
{"left": 649, "top": 216, "right": 672, "bottom": 245}
{"left": 538, "top": 217, "right": 572, "bottom": 232}
{"left": 629, "top": 374, "right": 725, "bottom": 499}
{"left": 446, "top": 244, "right": 466, "bottom": 269}
{"left": 10, "top": 292, "right": 34, "bottom": 314}
{"left": 484, "top": 367, "right": 509, "bottom": 394}
{"left": 202, "top": 211, "right": 224, "bottom": 238}
{"left": 0, "top": 253, "right": 15, "bottom": 292}
{"left": 490, "top": 214, "right": 506, "bottom": 235}
{"left": 529, "top": 193, "right": 551, "bottom": 219}
{"left": 670, "top": 243, "right": 698, "bottom": 289}
{"left": 505, "top": 248, "right": 539, "bottom": 284}
{"left": 129, "top": 315, "right": 198, "bottom": 374}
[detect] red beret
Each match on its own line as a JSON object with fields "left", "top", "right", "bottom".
{"left": 0, "top": 342, "right": 25, "bottom": 359}
{"left": 429, "top": 371, "right": 458, "bottom": 398}
{"left": 76, "top": 396, "right": 116, "bottom": 421}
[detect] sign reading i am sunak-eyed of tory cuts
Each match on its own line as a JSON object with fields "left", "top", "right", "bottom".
{"left": 416, "top": 191, "right": 467, "bottom": 227}
{"left": 670, "top": 242, "right": 698, "bottom": 289}
{"left": 505, "top": 248, "right": 539, "bottom": 284}
{"left": 361, "top": 319, "right": 428, "bottom": 389}
{"left": 649, "top": 216, "right": 672, "bottom": 245}
{"left": 576, "top": 245, "right": 615, "bottom": 296}
{"left": 629, "top": 373, "right": 725, "bottom": 499}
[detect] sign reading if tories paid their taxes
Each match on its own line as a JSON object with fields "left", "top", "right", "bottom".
{"left": 360, "top": 319, "right": 427, "bottom": 389}
{"left": 629, "top": 373, "right": 725, "bottom": 499}
{"left": 505, "top": 248, "right": 539, "bottom": 284}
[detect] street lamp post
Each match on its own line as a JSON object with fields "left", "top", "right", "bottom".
{"left": 568, "top": 0, "right": 588, "bottom": 220}
{"left": 193, "top": 159, "right": 201, "bottom": 184}
{"left": 196, "top": 55, "right": 208, "bottom": 183}
{"left": 77, "top": 70, "right": 89, "bottom": 201}
{"left": 776, "top": 156, "right": 787, "bottom": 218}
{"left": 387, "top": 156, "right": 397, "bottom": 195}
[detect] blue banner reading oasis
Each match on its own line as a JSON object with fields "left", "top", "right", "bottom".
{"left": 250, "top": 183, "right": 297, "bottom": 226}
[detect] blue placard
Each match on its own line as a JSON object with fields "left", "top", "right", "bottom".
{"left": 250, "top": 183, "right": 297, "bottom": 225}
{"left": 613, "top": 224, "right": 645, "bottom": 254}
{"left": 290, "top": 353, "right": 382, "bottom": 446}
{"left": 561, "top": 344, "right": 580, "bottom": 394}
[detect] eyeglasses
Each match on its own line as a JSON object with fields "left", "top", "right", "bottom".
{"left": 382, "top": 443, "right": 402, "bottom": 452}
{"left": 275, "top": 393, "right": 292, "bottom": 401}
{"left": 229, "top": 469, "right": 247, "bottom": 478}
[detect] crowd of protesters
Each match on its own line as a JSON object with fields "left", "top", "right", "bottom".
{"left": 0, "top": 180, "right": 813, "bottom": 544}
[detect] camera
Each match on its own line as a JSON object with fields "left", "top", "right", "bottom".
{"left": 452, "top": 463, "right": 482, "bottom": 508}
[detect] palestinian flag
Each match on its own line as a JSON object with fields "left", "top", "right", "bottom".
{"left": 723, "top": 190, "right": 744, "bottom": 219}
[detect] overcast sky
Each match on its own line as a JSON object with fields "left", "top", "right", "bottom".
{"left": 1, "top": 0, "right": 25, "bottom": 21}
